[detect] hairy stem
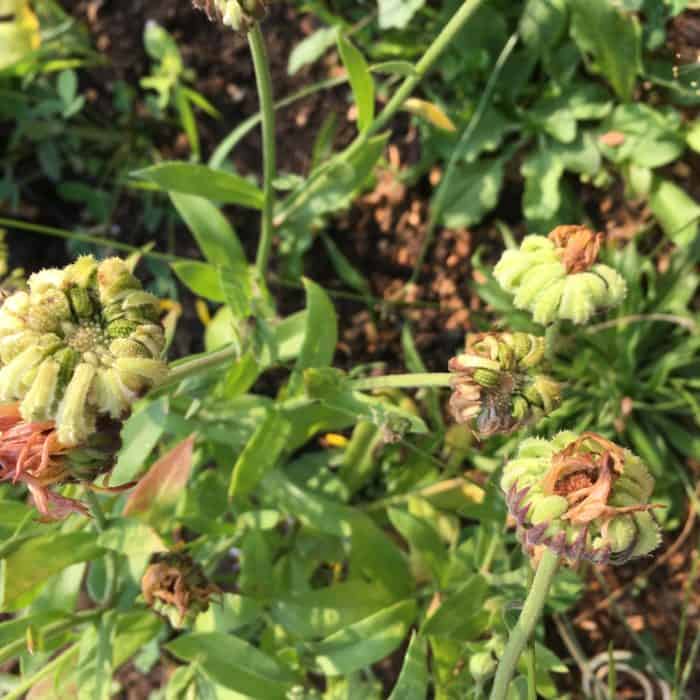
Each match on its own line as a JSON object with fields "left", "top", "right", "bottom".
{"left": 165, "top": 344, "right": 239, "bottom": 386}
{"left": 85, "top": 490, "right": 117, "bottom": 608}
{"left": 349, "top": 372, "right": 453, "bottom": 391}
{"left": 248, "top": 22, "right": 277, "bottom": 276}
{"left": 489, "top": 549, "right": 559, "bottom": 700}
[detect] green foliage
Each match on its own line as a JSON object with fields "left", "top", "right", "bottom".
{"left": 0, "top": 0, "right": 698, "bottom": 699}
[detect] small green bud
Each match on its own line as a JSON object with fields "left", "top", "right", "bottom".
{"left": 56, "top": 363, "right": 97, "bottom": 446}
{"left": 64, "top": 255, "right": 98, "bottom": 288}
{"left": 20, "top": 358, "right": 60, "bottom": 421}
{"left": 473, "top": 368, "right": 500, "bottom": 388}
{"left": 67, "top": 286, "right": 94, "bottom": 319}
{"left": 469, "top": 652, "right": 497, "bottom": 681}
{"left": 107, "top": 319, "right": 137, "bottom": 338}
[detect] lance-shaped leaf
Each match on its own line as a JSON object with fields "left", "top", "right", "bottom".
{"left": 123, "top": 434, "right": 196, "bottom": 520}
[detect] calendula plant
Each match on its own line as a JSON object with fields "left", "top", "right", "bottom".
{"left": 0, "top": 2, "right": 696, "bottom": 699}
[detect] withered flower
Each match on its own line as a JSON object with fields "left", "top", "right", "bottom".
{"left": 502, "top": 431, "right": 661, "bottom": 565}
{"left": 448, "top": 332, "right": 561, "bottom": 437}
{"left": 493, "top": 226, "right": 626, "bottom": 325}
{"left": 192, "top": 0, "right": 267, "bottom": 32}
{"left": 142, "top": 552, "right": 220, "bottom": 629}
{"left": 0, "top": 403, "right": 121, "bottom": 520}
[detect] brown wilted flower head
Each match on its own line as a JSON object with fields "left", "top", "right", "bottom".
{"left": 142, "top": 552, "right": 220, "bottom": 629}
{"left": 0, "top": 403, "right": 121, "bottom": 520}
{"left": 502, "top": 432, "right": 662, "bottom": 565}
{"left": 192, "top": 0, "right": 267, "bottom": 31}
{"left": 548, "top": 225, "right": 603, "bottom": 274}
{"left": 448, "top": 332, "right": 561, "bottom": 437}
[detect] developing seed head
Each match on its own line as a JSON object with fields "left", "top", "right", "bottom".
{"left": 493, "top": 226, "right": 627, "bottom": 325}
{"left": 142, "top": 552, "right": 221, "bottom": 629}
{"left": 502, "top": 432, "right": 661, "bottom": 565}
{"left": 0, "top": 256, "right": 168, "bottom": 446}
{"left": 192, "top": 0, "right": 267, "bottom": 32}
{"left": 448, "top": 332, "right": 562, "bottom": 437}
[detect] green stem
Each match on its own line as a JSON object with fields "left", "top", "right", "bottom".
{"left": 524, "top": 566, "right": 538, "bottom": 700}
{"left": 370, "top": 0, "right": 484, "bottom": 135}
{"left": 489, "top": 549, "right": 559, "bottom": 700}
{"left": 276, "top": 0, "right": 485, "bottom": 227}
{"left": 2, "top": 644, "right": 79, "bottom": 700}
{"left": 248, "top": 22, "right": 277, "bottom": 277}
{"left": 165, "top": 344, "right": 239, "bottom": 386}
{"left": 349, "top": 372, "right": 453, "bottom": 391}
{"left": 0, "top": 610, "right": 100, "bottom": 665}
{"left": 85, "top": 490, "right": 117, "bottom": 608}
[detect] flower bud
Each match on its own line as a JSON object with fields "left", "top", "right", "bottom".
{"left": 449, "top": 332, "right": 562, "bottom": 437}
{"left": 493, "top": 226, "right": 626, "bottom": 325}
{"left": 142, "top": 552, "right": 220, "bottom": 629}
{"left": 502, "top": 432, "right": 661, "bottom": 565}
{"left": 0, "top": 256, "right": 167, "bottom": 446}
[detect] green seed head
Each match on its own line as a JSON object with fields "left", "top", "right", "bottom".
{"left": 0, "top": 256, "right": 168, "bottom": 446}
{"left": 493, "top": 227, "right": 627, "bottom": 326}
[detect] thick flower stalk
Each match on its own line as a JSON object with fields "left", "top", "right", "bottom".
{"left": 192, "top": 0, "right": 266, "bottom": 31}
{"left": 448, "top": 332, "right": 562, "bottom": 437}
{"left": 0, "top": 403, "right": 121, "bottom": 519}
{"left": 0, "top": 256, "right": 167, "bottom": 447}
{"left": 493, "top": 225, "right": 627, "bottom": 325}
{"left": 502, "top": 431, "right": 661, "bottom": 565}
{"left": 142, "top": 552, "right": 220, "bottom": 629}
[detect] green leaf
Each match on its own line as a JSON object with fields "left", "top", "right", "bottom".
{"left": 1, "top": 532, "right": 103, "bottom": 610}
{"left": 134, "top": 163, "right": 263, "bottom": 209}
{"left": 602, "top": 104, "right": 684, "bottom": 168}
{"left": 166, "top": 632, "right": 295, "bottom": 699}
{"left": 77, "top": 615, "right": 116, "bottom": 700}
{"left": 282, "top": 133, "right": 389, "bottom": 230}
{"left": 112, "top": 397, "right": 168, "bottom": 484}
{"left": 530, "top": 95, "right": 577, "bottom": 143}
{"left": 519, "top": 0, "right": 567, "bottom": 53}
{"left": 421, "top": 574, "right": 489, "bottom": 640}
{"left": 172, "top": 260, "right": 225, "bottom": 302}
{"left": 219, "top": 263, "right": 252, "bottom": 320}
{"left": 378, "top": 0, "right": 425, "bottom": 29}
{"left": 649, "top": 177, "right": 700, "bottom": 247}
{"left": 337, "top": 35, "right": 374, "bottom": 132}
{"left": 265, "top": 471, "right": 413, "bottom": 596}
{"left": 270, "top": 581, "right": 396, "bottom": 640}
{"left": 321, "top": 235, "right": 371, "bottom": 295}
{"left": 229, "top": 410, "right": 291, "bottom": 500}
{"left": 387, "top": 632, "right": 429, "bottom": 700}
{"left": 388, "top": 507, "right": 448, "bottom": 583}
{"left": 521, "top": 147, "right": 564, "bottom": 226}
{"left": 293, "top": 278, "right": 338, "bottom": 378}
{"left": 288, "top": 26, "right": 338, "bottom": 75}
{"left": 170, "top": 192, "right": 247, "bottom": 269}
{"left": 570, "top": 0, "right": 642, "bottom": 101}
{"left": 440, "top": 157, "right": 504, "bottom": 228}
{"left": 123, "top": 435, "right": 196, "bottom": 522}
{"left": 312, "top": 600, "right": 417, "bottom": 676}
